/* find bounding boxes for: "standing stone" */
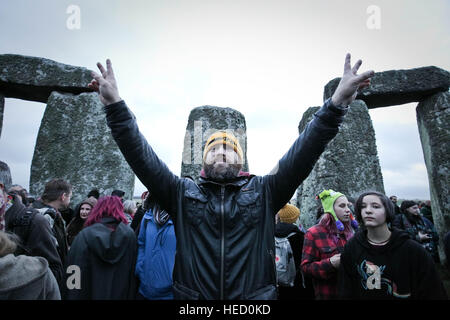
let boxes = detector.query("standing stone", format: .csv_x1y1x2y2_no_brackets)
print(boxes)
0,94,4,138
0,54,93,103
417,91,450,265
296,100,385,229
181,105,249,183
324,66,450,109
30,92,135,207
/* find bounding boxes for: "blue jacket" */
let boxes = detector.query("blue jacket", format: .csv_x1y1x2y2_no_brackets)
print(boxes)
135,209,176,300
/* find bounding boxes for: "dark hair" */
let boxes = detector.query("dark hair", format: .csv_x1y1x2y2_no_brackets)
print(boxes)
0,161,12,191
111,189,125,198
41,179,72,202
400,200,417,213
355,191,395,227
87,188,100,199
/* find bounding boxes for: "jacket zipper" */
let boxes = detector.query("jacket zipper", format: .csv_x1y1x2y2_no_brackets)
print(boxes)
220,185,225,300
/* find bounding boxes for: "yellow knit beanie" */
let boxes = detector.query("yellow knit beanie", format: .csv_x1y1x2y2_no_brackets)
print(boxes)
203,130,243,162
278,204,300,224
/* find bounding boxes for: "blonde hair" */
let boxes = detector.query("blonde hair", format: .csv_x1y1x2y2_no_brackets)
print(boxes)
123,200,137,214
0,231,18,257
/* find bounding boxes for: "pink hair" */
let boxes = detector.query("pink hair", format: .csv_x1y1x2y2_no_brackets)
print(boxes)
319,213,354,243
84,196,128,227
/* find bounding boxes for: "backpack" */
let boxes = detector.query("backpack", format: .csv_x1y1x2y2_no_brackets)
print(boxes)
8,208,38,255
275,232,297,287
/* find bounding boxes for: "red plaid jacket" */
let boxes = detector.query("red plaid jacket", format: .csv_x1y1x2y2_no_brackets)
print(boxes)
301,224,349,300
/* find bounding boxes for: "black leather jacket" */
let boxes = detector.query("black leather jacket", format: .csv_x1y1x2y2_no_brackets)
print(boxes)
105,98,347,299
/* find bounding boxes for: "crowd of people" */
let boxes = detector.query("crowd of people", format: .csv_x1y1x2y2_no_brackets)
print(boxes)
0,165,448,300
1,53,449,300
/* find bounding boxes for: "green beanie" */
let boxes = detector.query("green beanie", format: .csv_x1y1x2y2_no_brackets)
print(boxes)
319,189,345,227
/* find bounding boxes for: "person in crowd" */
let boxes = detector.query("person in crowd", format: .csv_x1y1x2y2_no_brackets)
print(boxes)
275,204,314,300
389,195,401,215
8,184,30,207
88,53,374,299
0,161,63,289
130,191,149,234
0,231,61,300
338,191,447,299
32,179,72,271
123,199,137,224
87,188,100,200
64,196,137,299
66,197,98,246
59,206,75,226
136,196,176,300
301,189,355,300
393,200,439,262
420,200,433,224
111,189,125,202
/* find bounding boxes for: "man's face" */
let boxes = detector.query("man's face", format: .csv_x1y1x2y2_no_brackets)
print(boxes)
390,196,397,203
203,144,242,181
406,205,420,216
60,191,72,210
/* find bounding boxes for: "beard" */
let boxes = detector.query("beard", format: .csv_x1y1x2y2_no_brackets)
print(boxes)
203,161,242,182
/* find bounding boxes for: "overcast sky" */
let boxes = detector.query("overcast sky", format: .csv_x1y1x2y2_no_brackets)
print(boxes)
0,0,449,200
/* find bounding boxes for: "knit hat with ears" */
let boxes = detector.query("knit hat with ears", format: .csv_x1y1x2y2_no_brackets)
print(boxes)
278,204,300,224
319,189,346,231
203,130,244,163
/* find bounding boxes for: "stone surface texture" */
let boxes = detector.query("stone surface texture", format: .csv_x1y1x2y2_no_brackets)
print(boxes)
30,92,135,207
0,54,93,103
296,100,385,229
324,66,450,108
416,91,450,264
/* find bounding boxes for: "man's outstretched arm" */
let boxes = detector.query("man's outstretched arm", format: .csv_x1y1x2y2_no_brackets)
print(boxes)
89,60,179,214
265,53,374,212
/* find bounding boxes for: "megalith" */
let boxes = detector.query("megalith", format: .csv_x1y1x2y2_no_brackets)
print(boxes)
0,54,93,103
417,91,450,264
181,105,249,183
30,92,135,207
0,54,135,207
324,66,450,108
0,94,4,138
296,100,385,229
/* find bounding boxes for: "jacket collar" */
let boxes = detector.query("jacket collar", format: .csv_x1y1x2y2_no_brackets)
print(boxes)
198,169,253,188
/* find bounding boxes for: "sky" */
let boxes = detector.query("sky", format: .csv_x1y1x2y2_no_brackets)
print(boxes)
0,0,449,200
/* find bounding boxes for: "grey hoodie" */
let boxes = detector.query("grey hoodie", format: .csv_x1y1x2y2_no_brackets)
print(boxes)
0,254,61,300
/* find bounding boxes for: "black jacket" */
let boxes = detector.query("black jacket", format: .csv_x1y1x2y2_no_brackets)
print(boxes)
338,228,447,299
105,98,346,300
4,196,64,289
32,200,69,268
275,222,315,300
64,217,138,300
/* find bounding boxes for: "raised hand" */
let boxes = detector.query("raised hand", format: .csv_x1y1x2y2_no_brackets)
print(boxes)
88,59,122,106
331,53,375,107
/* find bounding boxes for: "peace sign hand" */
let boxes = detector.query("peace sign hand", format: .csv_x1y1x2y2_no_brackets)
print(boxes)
331,53,375,107
88,59,122,106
